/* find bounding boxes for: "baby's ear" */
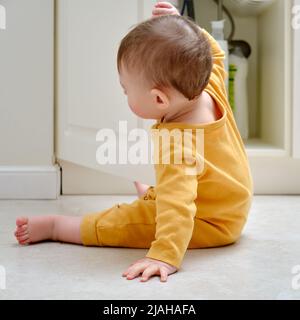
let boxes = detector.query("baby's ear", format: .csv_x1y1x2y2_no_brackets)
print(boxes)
150,88,170,110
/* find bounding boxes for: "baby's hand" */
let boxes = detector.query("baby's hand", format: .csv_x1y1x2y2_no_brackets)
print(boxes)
152,2,180,18
122,257,178,282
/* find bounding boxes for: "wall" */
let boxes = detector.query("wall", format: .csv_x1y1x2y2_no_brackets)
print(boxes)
293,0,300,158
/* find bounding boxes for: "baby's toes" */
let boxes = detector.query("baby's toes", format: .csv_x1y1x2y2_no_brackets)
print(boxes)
16,224,28,235
16,216,28,228
15,231,28,239
19,239,30,245
17,234,30,244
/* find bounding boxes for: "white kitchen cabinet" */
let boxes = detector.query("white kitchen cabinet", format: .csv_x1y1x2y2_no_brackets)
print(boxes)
56,0,300,194
56,0,157,194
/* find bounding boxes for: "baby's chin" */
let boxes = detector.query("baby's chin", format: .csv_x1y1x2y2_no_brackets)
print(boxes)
136,114,162,121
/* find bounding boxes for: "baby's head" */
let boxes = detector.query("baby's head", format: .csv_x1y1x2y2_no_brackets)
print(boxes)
117,15,212,120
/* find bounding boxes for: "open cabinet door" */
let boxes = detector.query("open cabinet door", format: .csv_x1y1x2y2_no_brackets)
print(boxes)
56,0,157,193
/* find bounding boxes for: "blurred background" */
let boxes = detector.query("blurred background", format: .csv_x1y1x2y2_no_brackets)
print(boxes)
0,0,299,198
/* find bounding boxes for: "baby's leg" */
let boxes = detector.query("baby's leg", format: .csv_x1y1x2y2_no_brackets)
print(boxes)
14,215,82,245
81,186,157,248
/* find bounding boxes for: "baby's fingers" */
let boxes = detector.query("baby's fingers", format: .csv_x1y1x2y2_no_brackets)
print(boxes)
152,8,178,16
140,264,160,282
124,263,147,280
155,2,175,9
159,267,169,282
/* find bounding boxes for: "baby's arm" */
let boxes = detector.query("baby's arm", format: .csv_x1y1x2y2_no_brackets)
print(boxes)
199,28,227,91
124,131,200,282
145,141,199,270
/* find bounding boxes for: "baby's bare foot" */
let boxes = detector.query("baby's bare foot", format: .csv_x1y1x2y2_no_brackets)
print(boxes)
14,215,57,245
134,181,150,198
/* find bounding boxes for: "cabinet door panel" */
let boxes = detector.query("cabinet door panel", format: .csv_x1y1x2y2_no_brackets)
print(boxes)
57,0,156,185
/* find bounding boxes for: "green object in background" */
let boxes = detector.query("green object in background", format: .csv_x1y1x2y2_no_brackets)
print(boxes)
229,64,237,113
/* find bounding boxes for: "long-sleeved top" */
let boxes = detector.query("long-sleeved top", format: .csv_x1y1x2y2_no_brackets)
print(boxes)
145,28,254,269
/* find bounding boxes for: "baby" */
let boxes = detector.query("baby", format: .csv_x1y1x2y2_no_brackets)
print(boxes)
14,2,253,282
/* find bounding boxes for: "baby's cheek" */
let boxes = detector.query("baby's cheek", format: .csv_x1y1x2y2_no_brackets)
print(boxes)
128,99,140,115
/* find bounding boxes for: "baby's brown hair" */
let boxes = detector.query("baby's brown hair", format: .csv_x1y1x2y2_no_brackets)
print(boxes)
117,15,212,101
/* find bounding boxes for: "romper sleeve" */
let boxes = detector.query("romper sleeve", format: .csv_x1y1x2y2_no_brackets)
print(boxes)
145,136,199,269
200,27,227,96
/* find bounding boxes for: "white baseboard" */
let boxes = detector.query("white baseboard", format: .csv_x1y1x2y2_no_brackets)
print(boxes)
0,165,61,199
249,157,300,194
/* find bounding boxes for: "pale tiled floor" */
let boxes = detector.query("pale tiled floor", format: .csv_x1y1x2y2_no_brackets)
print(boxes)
0,195,300,300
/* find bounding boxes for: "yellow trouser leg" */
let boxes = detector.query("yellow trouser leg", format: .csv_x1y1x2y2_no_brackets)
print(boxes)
80,187,157,248
80,186,238,249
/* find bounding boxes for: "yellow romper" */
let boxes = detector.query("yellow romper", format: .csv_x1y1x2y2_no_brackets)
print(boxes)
80,28,254,270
